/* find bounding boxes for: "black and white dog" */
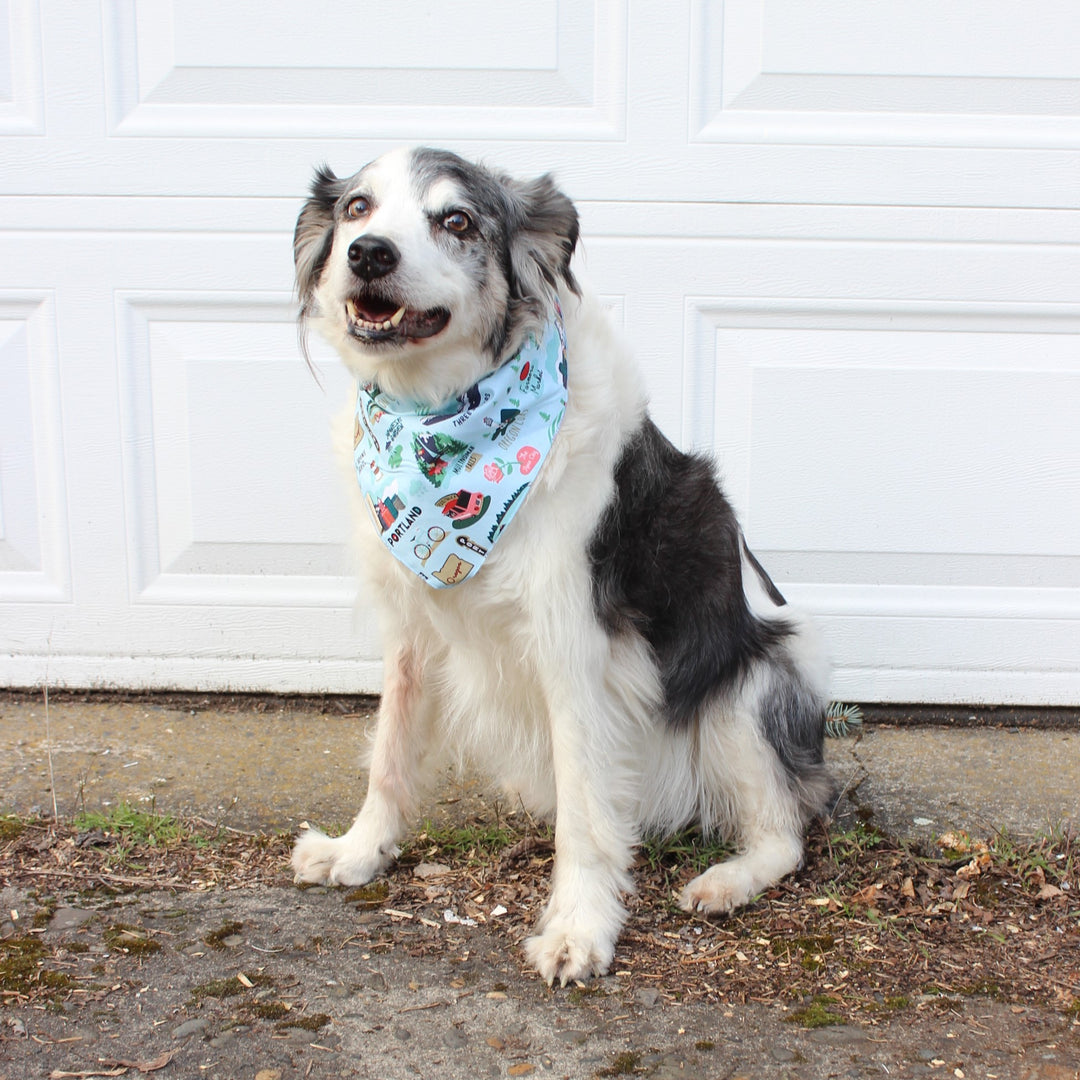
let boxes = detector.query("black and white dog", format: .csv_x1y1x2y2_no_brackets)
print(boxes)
291,147,832,985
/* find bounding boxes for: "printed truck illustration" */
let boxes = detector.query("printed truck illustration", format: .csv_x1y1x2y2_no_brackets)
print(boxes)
435,489,491,528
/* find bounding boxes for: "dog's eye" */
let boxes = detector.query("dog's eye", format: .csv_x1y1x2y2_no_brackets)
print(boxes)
443,211,472,235
346,196,371,219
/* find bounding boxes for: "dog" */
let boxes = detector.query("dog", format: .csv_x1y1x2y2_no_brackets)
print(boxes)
290,147,833,986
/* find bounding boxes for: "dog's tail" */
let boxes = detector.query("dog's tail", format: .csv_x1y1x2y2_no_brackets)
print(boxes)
754,621,835,826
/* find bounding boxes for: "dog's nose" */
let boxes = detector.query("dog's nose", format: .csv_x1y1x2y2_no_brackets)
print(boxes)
347,235,400,281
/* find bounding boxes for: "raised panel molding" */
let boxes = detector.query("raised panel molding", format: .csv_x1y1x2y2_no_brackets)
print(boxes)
0,291,69,602
115,292,355,608
103,0,627,139
0,0,44,134
685,296,1080,624
691,0,1080,148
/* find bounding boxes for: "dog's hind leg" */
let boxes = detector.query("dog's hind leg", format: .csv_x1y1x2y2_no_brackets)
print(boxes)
680,644,830,915
679,704,806,914
292,643,434,886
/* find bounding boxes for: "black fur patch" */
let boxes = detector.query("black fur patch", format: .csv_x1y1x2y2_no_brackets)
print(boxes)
759,655,833,816
409,147,579,358
589,418,791,728
293,164,348,310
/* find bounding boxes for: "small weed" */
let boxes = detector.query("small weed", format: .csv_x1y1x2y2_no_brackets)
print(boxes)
990,825,1076,887
827,821,886,864
638,828,734,879
786,995,845,1029
695,1039,715,1051
74,801,185,847
408,819,523,865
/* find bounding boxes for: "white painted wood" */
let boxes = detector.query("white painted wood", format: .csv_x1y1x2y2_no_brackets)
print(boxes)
0,1,1078,704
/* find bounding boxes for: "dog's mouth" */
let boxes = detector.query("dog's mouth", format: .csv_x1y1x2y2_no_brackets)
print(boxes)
345,296,451,345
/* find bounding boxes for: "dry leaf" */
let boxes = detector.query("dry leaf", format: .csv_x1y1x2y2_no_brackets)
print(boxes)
937,831,970,854
956,852,992,879
100,1052,178,1074
508,1066,536,1077
851,883,884,905
901,877,916,900
413,862,451,879
1036,883,1064,901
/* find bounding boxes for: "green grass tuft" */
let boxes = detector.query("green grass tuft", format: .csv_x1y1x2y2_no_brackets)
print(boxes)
786,995,845,1028
406,819,526,865
73,801,185,847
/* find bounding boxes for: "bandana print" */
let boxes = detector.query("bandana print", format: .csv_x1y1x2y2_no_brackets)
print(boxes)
353,312,568,588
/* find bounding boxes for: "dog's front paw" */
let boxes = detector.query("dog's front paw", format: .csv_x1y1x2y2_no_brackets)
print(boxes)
680,861,757,915
290,827,396,887
524,918,617,987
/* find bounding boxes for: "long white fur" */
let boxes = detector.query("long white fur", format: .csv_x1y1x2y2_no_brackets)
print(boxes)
291,149,829,985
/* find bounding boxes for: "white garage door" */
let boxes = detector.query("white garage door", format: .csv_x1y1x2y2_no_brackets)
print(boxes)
2,1,1078,704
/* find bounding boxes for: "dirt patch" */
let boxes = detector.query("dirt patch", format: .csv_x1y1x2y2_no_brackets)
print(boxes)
0,804,1077,1079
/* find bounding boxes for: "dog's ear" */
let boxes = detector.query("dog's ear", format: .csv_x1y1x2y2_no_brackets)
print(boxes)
294,165,347,310
504,174,580,303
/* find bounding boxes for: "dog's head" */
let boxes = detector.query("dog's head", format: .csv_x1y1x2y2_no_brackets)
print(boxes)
294,147,579,406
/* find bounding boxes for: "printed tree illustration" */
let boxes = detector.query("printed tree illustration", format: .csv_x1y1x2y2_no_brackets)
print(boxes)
412,431,470,487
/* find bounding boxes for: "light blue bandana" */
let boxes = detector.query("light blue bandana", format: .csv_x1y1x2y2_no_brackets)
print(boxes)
353,312,568,588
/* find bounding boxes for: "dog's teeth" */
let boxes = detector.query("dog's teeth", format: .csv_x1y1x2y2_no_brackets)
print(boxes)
347,301,405,332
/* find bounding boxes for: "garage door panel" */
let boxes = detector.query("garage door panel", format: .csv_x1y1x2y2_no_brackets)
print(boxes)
104,0,625,139
0,292,69,602
116,293,353,607
747,364,1080,557
694,0,1080,147
0,0,43,135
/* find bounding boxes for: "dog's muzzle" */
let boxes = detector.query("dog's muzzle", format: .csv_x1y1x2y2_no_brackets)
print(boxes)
342,234,450,345
345,295,450,344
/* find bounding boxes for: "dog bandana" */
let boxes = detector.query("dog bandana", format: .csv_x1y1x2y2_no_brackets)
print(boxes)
353,313,568,588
